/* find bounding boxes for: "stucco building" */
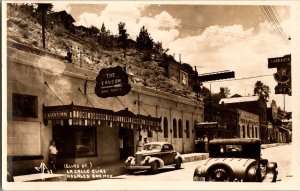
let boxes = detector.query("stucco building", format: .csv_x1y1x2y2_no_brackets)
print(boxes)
6,42,204,176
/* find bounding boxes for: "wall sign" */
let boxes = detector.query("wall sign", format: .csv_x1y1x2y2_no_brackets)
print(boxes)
95,66,131,98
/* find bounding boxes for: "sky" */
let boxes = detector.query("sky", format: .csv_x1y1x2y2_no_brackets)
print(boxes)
52,1,293,111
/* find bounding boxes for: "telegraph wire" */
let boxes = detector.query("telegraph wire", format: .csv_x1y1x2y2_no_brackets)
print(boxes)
270,6,289,41
265,6,288,43
260,6,283,43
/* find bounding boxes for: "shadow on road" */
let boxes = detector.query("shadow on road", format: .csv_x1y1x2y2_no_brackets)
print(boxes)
128,167,182,176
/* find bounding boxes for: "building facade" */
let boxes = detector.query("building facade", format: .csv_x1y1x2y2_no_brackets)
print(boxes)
219,96,268,143
236,109,260,139
6,43,204,176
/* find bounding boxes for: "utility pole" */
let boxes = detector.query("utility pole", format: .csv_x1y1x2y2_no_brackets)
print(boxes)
41,5,46,49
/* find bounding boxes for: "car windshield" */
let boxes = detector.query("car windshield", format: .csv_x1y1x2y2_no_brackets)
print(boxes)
143,144,162,151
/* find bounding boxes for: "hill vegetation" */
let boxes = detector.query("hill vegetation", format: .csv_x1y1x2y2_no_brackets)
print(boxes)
7,3,199,100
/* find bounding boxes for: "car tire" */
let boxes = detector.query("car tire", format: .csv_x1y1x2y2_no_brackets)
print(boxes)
150,161,159,174
175,159,181,169
206,166,234,182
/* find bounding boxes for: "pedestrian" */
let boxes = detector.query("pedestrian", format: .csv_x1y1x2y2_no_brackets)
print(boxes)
144,137,149,145
49,140,58,172
204,135,209,153
136,135,144,152
119,137,124,160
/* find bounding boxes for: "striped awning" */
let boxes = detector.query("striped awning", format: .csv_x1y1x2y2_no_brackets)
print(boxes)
43,103,162,132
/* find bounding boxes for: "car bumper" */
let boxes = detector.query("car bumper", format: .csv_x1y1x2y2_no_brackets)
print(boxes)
125,165,151,170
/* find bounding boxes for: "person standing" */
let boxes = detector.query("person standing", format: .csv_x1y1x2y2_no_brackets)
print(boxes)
119,137,124,160
136,135,144,152
49,140,58,171
144,137,149,145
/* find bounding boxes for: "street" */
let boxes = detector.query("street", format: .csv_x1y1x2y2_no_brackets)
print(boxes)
107,144,293,182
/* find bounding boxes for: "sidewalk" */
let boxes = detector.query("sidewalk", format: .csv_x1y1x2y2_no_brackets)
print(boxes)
261,142,290,149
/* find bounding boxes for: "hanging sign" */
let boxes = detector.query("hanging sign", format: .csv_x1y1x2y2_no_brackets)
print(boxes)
268,54,291,95
95,66,131,98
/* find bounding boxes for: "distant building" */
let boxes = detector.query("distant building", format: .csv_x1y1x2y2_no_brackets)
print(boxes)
48,10,75,32
195,103,239,141
219,95,268,143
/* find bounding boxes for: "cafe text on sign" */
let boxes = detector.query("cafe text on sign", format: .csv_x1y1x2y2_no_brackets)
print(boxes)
95,66,131,98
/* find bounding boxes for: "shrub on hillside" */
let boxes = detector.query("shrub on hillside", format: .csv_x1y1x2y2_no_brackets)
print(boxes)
53,27,65,37
19,28,30,39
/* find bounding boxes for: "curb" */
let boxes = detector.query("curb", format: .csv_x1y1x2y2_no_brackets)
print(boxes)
183,153,209,163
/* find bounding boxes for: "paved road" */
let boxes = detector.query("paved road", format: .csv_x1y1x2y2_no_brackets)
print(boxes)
99,144,293,182
261,143,293,181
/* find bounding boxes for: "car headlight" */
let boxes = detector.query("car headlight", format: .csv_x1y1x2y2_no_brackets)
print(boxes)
193,175,205,181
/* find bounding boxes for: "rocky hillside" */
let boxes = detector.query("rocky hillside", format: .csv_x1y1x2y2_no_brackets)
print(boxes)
6,4,198,100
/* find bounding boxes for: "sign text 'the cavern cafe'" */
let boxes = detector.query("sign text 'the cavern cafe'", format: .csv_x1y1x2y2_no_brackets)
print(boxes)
95,66,131,98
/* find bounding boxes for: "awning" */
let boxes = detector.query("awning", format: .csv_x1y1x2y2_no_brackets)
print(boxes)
43,103,162,132
195,122,218,129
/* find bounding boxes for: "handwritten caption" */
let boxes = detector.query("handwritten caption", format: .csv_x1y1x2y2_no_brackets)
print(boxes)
64,163,113,180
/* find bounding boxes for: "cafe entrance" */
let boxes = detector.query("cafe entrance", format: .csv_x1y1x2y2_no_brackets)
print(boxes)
119,127,134,160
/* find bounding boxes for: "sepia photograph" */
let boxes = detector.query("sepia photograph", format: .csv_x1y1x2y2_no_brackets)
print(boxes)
2,1,299,190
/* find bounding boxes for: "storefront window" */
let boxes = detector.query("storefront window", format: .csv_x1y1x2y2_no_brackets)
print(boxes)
53,125,96,158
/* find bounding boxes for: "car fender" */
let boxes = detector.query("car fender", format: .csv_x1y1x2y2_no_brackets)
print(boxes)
194,158,257,180
263,162,278,182
124,156,135,165
175,152,185,163
148,157,164,168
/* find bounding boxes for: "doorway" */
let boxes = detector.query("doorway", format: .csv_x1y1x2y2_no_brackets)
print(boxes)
119,127,134,160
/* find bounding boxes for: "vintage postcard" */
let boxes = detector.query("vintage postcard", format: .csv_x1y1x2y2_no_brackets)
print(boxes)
2,0,300,190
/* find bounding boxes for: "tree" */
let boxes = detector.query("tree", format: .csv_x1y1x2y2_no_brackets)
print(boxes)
253,81,270,102
118,22,129,58
136,26,154,51
98,23,110,48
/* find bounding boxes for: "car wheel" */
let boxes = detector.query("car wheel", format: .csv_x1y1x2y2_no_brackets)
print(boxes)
150,161,159,174
128,170,135,175
206,166,233,182
175,159,181,169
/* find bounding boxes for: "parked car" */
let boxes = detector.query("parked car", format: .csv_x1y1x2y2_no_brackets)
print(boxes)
193,138,278,182
124,142,184,174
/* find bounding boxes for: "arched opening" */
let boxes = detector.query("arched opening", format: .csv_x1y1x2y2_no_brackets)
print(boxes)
173,118,177,138
186,120,190,138
163,117,168,138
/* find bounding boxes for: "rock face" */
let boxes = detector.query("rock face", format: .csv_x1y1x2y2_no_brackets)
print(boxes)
6,4,198,100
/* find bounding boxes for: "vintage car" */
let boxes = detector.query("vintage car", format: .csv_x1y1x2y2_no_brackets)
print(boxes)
124,142,184,174
193,138,278,182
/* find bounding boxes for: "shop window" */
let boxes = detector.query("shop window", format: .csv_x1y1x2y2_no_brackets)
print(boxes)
53,126,96,158
163,117,168,138
173,119,177,138
178,119,183,138
12,93,38,118
186,120,190,138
